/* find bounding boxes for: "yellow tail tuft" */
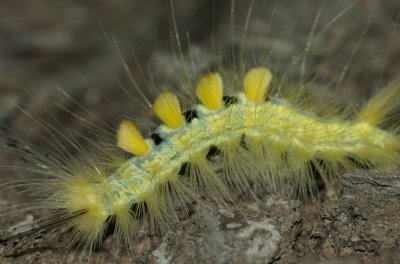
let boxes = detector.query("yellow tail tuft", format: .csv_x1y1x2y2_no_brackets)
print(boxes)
357,81,400,126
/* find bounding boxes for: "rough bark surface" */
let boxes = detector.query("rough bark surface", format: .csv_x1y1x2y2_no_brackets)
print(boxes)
311,172,400,263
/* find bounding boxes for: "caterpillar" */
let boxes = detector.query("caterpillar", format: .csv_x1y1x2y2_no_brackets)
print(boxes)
1,0,400,263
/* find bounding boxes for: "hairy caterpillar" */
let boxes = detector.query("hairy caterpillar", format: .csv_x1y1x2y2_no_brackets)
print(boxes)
1,0,400,263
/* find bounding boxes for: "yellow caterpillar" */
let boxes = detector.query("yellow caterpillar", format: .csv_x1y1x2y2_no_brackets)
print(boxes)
68,67,400,248
1,0,400,262
3,66,400,255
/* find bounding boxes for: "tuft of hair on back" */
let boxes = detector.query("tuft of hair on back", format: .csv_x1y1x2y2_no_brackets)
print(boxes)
357,80,400,127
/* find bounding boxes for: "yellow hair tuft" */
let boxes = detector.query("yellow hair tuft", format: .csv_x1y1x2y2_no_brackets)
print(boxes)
117,120,150,156
57,175,109,249
113,203,136,243
153,92,185,129
195,72,223,110
357,81,400,125
243,67,272,103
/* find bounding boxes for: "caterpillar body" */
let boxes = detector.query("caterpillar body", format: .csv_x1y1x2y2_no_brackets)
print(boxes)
3,66,400,257
1,0,400,263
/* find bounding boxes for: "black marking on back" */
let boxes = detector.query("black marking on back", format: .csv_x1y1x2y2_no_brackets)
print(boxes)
183,109,198,123
223,96,238,106
150,133,163,145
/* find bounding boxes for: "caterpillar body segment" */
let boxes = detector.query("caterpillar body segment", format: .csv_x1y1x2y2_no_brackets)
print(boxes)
44,67,400,251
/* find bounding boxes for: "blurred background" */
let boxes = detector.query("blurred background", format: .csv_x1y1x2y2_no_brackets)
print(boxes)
0,0,399,143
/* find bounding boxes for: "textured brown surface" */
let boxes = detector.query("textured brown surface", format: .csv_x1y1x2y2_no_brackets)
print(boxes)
295,172,400,264
1,0,400,263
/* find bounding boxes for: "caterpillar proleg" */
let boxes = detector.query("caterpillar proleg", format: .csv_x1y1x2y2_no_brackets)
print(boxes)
1,0,400,263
